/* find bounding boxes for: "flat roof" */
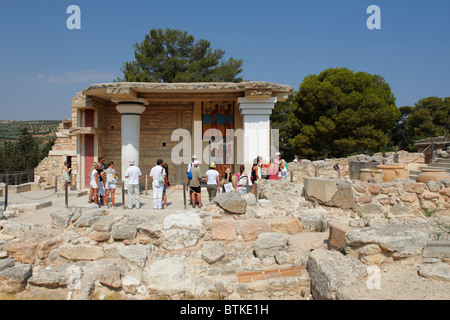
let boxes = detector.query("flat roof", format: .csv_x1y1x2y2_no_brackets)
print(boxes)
80,81,294,103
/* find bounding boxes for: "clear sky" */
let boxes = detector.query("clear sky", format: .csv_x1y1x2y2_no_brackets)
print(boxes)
0,0,449,120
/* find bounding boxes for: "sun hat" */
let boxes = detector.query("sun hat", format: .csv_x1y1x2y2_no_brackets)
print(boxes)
210,162,216,168
129,160,135,165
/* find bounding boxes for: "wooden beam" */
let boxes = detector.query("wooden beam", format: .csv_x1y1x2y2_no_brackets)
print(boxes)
139,92,243,101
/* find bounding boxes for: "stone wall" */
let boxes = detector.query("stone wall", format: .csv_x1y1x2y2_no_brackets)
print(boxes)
34,156,64,186
97,103,193,185
1,179,449,300
302,176,450,218
289,151,427,184
353,179,450,217
0,196,312,300
34,120,76,187
288,158,350,183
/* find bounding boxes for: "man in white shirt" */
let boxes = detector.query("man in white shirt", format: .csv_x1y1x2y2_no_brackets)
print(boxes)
186,155,198,177
187,155,198,205
150,159,166,210
125,160,142,209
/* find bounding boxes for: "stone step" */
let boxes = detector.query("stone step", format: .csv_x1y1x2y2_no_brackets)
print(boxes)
57,190,88,198
419,166,450,173
435,159,450,164
7,201,52,212
409,170,422,175
428,162,450,169
40,186,55,191
409,175,418,181
423,241,450,260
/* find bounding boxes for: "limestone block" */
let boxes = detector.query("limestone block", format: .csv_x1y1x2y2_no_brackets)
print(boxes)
146,256,191,295
161,211,206,250
112,225,137,241
212,192,247,214
5,237,43,264
50,209,74,228
28,269,67,289
345,223,429,264
328,221,352,252
269,216,303,235
210,219,236,241
403,182,426,194
253,232,289,260
306,250,367,300
58,244,104,261
201,242,225,264
367,183,382,195
0,264,33,294
400,192,418,203
304,178,356,210
239,219,270,241
418,263,450,282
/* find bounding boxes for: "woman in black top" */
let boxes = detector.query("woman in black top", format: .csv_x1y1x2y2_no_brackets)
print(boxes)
222,165,232,193
251,156,262,194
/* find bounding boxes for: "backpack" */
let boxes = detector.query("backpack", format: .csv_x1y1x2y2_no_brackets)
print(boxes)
159,168,165,184
281,160,288,173
187,163,193,180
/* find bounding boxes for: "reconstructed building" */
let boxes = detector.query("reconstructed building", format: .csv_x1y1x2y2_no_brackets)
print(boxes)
35,81,293,189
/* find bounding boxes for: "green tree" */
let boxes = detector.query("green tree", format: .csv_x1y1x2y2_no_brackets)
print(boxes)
0,141,19,173
118,28,244,83
39,137,56,162
290,68,400,159
270,95,300,161
390,97,450,152
403,97,449,140
14,128,40,172
389,106,416,151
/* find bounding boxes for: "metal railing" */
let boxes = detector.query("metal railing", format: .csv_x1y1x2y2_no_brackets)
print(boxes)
0,171,34,186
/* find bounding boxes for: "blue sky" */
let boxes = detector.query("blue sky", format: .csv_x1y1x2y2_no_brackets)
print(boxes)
0,0,449,120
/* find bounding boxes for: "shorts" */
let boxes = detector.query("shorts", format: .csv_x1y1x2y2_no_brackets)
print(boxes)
105,182,116,190
163,185,168,194
190,186,201,194
90,182,98,189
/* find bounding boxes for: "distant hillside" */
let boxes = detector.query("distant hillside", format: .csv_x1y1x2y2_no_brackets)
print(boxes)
0,120,61,146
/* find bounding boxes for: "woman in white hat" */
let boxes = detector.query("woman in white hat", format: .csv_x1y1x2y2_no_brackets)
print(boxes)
205,162,220,202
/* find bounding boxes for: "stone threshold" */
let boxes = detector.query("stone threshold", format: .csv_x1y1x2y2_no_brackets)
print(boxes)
7,201,52,212
237,266,306,283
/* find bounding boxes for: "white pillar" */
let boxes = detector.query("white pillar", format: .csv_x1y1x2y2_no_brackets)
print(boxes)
116,102,146,186
237,97,277,173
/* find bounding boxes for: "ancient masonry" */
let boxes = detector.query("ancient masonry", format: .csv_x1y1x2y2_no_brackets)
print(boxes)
34,82,294,190
1,164,449,299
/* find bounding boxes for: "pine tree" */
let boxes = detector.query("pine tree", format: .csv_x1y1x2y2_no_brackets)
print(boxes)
117,28,244,83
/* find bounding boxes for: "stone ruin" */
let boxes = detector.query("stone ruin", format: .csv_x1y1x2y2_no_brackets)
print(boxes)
0,150,449,300
0,178,449,300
